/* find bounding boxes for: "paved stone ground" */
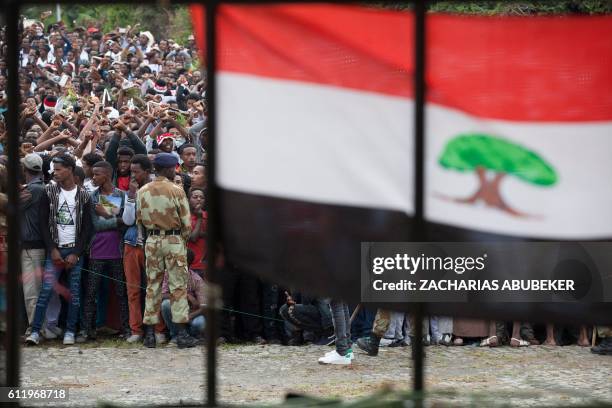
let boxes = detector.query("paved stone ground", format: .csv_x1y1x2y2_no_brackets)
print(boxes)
20,342,612,407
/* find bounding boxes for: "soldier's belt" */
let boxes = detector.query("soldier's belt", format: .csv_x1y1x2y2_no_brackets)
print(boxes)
148,229,182,236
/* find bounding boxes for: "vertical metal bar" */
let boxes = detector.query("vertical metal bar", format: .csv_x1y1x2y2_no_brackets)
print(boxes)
5,0,22,390
413,0,427,402
205,0,219,406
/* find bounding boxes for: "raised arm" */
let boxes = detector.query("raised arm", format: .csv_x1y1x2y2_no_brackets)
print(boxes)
34,130,71,152
60,115,79,138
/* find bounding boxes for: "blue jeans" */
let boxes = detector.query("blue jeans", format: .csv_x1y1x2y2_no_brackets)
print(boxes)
161,299,205,338
32,248,83,334
350,305,376,342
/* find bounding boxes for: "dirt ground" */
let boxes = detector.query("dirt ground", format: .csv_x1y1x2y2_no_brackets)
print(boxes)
20,341,612,407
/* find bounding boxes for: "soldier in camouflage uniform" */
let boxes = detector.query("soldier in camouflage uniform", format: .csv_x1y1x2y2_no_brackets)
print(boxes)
592,326,612,355
136,153,199,349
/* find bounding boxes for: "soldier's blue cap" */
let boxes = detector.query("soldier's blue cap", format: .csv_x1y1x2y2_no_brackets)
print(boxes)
153,152,178,168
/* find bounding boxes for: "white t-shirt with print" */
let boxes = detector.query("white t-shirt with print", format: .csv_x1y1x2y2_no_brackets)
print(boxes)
56,187,78,246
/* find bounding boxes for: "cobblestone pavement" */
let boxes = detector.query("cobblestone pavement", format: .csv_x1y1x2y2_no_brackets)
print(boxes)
20,342,612,407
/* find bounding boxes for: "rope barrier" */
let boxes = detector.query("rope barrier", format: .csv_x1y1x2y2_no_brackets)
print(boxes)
78,265,286,323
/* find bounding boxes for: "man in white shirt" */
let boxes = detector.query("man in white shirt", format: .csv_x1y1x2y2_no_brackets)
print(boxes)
26,154,94,346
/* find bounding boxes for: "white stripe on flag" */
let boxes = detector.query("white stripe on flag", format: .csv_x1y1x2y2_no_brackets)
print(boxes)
426,103,612,239
218,72,415,214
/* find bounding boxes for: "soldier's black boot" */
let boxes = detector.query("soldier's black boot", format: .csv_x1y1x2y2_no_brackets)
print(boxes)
143,325,156,348
176,324,199,349
357,333,381,356
591,337,612,355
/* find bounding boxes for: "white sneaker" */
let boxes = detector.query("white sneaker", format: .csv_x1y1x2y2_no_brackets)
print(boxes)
126,334,143,343
318,350,351,365
325,349,354,360
379,338,393,347
63,332,76,345
26,331,41,345
155,333,168,344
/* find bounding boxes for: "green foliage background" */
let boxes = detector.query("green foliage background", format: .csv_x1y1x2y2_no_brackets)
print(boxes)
373,1,612,13
21,1,611,46
22,5,193,45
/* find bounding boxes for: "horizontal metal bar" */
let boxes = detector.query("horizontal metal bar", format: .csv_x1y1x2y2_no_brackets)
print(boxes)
9,0,481,6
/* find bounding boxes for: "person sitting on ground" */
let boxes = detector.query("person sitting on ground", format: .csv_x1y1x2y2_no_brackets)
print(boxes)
161,248,206,343
279,292,333,346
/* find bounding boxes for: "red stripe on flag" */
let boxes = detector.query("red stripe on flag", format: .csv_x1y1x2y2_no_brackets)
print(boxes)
208,4,612,122
218,4,414,98
428,14,612,122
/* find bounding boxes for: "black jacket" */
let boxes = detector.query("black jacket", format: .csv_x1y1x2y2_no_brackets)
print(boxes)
39,184,94,257
106,131,148,188
20,176,46,249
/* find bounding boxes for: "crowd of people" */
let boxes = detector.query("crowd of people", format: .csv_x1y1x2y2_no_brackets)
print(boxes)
2,14,211,348
0,13,610,359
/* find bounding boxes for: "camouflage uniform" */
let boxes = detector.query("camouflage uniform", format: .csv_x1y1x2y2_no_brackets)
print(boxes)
136,176,191,325
597,326,612,338
372,309,391,337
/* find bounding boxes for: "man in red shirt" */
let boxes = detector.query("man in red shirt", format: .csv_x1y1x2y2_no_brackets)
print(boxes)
115,146,134,191
106,120,147,191
187,187,207,277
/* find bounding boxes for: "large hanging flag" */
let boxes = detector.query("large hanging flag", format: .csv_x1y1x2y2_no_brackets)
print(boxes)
425,14,612,240
192,4,612,322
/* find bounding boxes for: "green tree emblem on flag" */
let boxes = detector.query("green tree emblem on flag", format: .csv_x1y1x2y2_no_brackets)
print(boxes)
437,133,558,216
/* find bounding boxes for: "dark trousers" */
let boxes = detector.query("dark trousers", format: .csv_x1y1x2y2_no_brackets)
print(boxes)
219,265,262,340
261,282,283,340
350,305,376,341
83,258,129,336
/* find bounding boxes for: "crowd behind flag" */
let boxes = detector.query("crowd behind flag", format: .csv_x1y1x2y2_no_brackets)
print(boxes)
0,4,607,361
201,4,612,323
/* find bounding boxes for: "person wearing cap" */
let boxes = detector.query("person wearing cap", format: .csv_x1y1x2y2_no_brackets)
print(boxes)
136,152,199,349
20,153,62,340
137,31,154,54
156,132,176,154
26,154,94,346
41,95,57,112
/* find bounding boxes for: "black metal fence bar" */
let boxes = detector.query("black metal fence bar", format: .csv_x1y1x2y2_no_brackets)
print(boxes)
205,0,220,406
5,0,23,395
413,0,427,399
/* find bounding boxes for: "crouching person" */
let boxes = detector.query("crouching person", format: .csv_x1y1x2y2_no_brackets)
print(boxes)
161,248,206,343
279,293,333,346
